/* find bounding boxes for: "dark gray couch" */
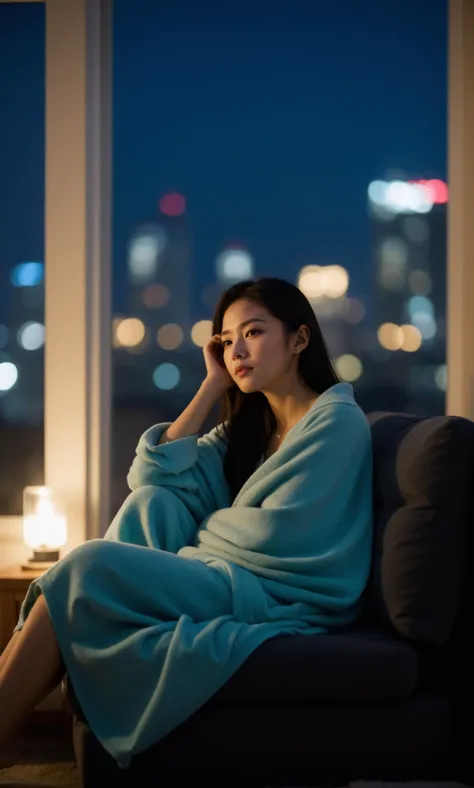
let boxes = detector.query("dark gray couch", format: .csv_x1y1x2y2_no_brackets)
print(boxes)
63,411,474,787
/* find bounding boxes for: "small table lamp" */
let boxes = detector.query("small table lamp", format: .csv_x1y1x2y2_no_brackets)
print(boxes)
22,486,67,570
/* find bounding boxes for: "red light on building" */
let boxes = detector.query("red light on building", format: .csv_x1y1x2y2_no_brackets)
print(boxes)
159,193,186,216
409,179,449,204
427,179,449,204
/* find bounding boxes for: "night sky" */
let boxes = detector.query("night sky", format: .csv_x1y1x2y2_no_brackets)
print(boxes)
1,0,447,320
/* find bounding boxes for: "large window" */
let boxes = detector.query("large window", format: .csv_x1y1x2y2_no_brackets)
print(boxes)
110,0,447,515
0,2,45,515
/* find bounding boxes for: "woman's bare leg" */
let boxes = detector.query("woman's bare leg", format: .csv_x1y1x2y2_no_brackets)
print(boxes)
0,631,21,674
0,594,65,746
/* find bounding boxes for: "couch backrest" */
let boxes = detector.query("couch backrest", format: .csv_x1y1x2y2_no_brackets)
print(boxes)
363,411,474,645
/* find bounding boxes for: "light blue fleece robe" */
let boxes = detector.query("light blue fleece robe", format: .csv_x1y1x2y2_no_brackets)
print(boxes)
13,382,373,769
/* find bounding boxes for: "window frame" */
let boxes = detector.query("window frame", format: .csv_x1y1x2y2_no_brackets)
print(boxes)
0,0,112,550
0,0,472,548
446,0,474,418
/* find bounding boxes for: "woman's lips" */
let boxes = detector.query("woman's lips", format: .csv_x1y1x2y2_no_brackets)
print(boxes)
236,367,253,377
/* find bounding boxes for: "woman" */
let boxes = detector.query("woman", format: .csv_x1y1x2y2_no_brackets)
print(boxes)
0,277,373,770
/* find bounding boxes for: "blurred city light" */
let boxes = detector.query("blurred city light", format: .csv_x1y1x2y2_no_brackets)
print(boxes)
335,354,363,382
379,237,408,290
377,322,404,350
142,282,170,309
159,193,186,216
18,322,45,351
128,226,167,283
380,237,408,266
407,295,437,339
377,321,423,352
115,317,146,348
216,246,254,281
298,266,325,298
324,265,350,297
368,179,448,215
152,363,181,390
408,270,432,295
191,320,213,347
0,361,18,391
10,262,44,287
157,323,184,350
399,324,422,352
408,295,434,316
409,178,449,204
434,364,447,391
412,313,437,340
298,265,349,299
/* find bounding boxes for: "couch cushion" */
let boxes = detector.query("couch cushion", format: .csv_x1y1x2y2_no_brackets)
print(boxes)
64,627,446,712
365,412,474,645
63,630,417,712
210,629,418,703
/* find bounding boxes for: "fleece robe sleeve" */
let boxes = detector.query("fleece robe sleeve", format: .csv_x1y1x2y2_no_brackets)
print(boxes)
126,422,231,521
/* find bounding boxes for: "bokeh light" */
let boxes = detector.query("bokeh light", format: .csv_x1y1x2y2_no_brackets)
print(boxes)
434,364,447,391
128,226,167,283
159,193,186,216
377,322,423,352
377,322,404,351
368,179,448,215
18,322,45,351
0,361,18,391
298,266,325,298
298,265,349,299
142,283,170,309
408,270,432,295
335,354,363,382
408,295,434,317
114,318,146,348
408,295,437,339
216,247,254,281
10,262,44,287
152,363,181,390
400,324,422,352
157,323,184,350
323,265,350,297
412,313,437,340
379,237,408,290
410,178,449,204
191,320,213,347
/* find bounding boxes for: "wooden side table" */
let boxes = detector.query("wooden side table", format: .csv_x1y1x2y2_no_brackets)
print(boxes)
0,564,46,654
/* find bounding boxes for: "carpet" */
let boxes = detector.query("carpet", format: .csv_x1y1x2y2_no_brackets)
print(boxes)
0,762,80,786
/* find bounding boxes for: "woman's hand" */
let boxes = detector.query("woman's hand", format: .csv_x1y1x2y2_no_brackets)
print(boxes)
203,335,234,393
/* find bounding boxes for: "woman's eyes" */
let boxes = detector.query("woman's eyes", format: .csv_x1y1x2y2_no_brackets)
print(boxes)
222,329,261,348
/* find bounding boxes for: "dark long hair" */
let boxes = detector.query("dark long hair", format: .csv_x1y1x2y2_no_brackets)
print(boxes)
211,277,339,502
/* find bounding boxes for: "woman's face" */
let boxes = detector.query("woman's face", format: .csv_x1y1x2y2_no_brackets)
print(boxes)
220,299,297,393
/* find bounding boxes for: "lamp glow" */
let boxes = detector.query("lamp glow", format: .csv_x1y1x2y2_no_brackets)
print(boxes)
22,486,67,570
